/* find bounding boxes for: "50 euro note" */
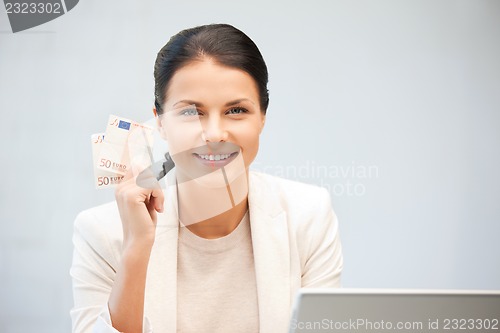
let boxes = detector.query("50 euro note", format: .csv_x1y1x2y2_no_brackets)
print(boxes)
91,115,155,189
97,115,154,175
91,133,126,188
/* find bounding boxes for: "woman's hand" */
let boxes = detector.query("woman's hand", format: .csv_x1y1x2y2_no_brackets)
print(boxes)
115,169,164,249
109,168,164,333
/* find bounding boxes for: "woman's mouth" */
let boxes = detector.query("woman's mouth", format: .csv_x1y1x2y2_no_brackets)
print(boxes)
193,151,239,168
196,153,233,161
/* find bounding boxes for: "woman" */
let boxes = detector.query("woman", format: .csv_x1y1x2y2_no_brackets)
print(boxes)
71,23,343,333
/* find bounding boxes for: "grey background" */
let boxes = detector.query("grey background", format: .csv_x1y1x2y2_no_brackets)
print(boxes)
1,0,499,331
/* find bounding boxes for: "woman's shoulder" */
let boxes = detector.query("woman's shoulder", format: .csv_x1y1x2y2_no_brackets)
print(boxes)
75,201,121,229
73,201,123,259
248,171,339,249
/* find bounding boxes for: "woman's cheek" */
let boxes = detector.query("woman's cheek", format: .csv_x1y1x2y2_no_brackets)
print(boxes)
239,123,261,148
240,138,261,167
166,126,202,155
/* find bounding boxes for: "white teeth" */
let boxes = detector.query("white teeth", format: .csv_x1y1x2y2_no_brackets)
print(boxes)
197,153,232,161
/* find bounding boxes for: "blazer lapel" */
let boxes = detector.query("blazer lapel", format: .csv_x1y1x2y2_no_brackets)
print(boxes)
144,183,179,333
249,172,292,333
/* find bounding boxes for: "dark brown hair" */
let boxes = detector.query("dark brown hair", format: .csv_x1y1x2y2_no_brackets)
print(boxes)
154,24,269,114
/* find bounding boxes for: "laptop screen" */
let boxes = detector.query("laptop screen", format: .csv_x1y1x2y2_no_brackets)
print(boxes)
289,288,500,333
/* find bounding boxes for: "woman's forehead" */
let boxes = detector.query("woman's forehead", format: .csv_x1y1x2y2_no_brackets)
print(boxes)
165,60,260,106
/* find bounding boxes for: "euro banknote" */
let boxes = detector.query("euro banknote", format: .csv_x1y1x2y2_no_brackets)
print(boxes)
91,133,125,189
96,115,154,175
91,115,154,189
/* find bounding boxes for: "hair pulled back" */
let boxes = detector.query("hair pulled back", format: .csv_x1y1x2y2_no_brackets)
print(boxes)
154,24,269,115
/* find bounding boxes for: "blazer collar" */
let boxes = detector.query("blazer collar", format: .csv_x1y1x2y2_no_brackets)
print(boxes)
248,172,292,332
144,182,179,333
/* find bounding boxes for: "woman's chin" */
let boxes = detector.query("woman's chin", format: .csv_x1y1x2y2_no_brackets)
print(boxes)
170,143,246,183
190,155,248,189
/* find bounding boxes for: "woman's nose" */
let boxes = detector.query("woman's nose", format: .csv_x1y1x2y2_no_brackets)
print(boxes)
202,118,228,142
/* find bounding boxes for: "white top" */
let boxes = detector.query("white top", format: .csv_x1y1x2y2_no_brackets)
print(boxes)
70,171,343,333
177,210,259,333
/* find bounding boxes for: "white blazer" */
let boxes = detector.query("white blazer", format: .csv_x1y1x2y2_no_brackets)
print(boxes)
70,171,343,333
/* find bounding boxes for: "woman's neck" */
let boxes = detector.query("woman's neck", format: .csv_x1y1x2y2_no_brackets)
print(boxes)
176,169,249,239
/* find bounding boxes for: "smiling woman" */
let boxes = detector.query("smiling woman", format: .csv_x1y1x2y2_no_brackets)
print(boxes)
70,24,343,333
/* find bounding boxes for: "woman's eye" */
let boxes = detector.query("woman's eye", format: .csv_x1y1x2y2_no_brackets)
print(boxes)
226,107,248,115
180,108,199,116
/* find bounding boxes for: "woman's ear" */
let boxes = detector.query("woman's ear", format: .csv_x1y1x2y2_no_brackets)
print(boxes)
153,107,160,125
259,115,266,134
153,107,168,141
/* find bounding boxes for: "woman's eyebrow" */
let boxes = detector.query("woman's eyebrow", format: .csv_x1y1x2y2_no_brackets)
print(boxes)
173,100,202,107
173,99,256,108
225,98,255,106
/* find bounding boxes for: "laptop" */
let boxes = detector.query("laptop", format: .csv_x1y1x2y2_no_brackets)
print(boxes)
289,288,500,333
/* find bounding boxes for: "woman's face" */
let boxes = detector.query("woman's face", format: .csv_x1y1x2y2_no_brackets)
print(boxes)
158,58,265,185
